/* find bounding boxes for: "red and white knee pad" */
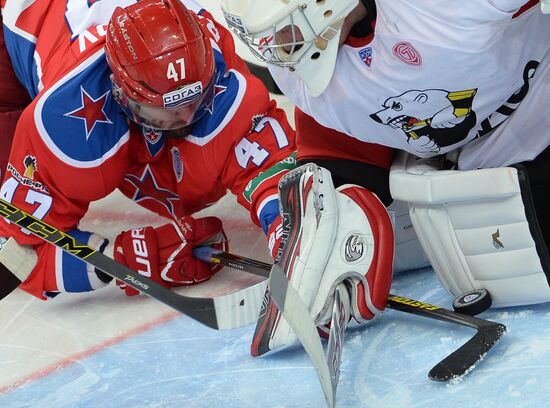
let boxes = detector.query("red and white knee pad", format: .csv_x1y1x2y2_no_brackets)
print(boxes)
319,185,394,324
317,186,394,340
273,173,395,327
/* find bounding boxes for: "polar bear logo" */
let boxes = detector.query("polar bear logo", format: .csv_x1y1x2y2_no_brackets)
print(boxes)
370,88,477,154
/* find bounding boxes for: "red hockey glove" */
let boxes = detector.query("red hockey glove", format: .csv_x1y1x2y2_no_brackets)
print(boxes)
267,215,283,261
114,216,228,296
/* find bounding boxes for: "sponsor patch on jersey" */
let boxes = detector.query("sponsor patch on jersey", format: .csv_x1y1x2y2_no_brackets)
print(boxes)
7,163,49,193
171,147,184,182
222,10,247,34
243,153,296,203
142,126,165,157
23,155,38,179
392,41,422,67
359,47,373,67
143,127,162,144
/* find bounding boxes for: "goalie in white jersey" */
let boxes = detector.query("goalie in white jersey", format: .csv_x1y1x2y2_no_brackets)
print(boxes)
222,0,550,356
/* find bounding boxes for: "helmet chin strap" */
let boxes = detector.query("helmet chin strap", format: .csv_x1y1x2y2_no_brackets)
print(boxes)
315,18,345,50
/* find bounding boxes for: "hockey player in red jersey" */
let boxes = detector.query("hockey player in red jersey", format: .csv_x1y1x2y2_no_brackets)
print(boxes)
222,0,550,356
0,0,295,299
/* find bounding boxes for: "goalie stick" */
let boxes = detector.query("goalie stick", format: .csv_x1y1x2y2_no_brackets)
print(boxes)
269,264,350,408
193,246,507,381
0,197,267,330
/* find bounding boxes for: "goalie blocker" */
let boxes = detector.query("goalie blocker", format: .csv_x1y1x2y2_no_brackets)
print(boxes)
252,164,394,357
390,152,550,308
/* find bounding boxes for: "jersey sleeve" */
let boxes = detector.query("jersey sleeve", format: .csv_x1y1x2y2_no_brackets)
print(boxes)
201,77,296,233
189,12,297,233
225,97,296,233
0,53,131,300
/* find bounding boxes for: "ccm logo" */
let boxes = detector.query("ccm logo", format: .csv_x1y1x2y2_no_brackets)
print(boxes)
131,228,152,277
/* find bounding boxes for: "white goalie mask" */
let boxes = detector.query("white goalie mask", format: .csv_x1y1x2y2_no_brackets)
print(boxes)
222,0,359,97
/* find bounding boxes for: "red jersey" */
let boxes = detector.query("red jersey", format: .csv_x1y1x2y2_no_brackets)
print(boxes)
0,0,295,299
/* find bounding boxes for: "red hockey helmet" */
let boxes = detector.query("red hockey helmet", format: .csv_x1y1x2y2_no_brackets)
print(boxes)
105,0,216,130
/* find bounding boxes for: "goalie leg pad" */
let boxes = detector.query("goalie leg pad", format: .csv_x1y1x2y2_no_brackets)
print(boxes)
0,237,37,282
331,186,394,323
251,164,394,357
252,164,339,357
390,152,550,307
387,199,430,273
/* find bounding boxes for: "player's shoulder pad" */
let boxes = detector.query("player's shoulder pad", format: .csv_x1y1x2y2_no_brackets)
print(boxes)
186,46,248,145
34,50,130,168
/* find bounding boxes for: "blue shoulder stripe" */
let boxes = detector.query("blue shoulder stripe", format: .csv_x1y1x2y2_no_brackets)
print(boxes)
2,25,40,98
35,49,130,167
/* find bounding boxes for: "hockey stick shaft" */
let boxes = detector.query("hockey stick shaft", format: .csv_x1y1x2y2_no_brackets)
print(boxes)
194,246,507,380
194,247,502,328
0,198,266,330
386,295,498,330
326,283,350,401
269,264,336,407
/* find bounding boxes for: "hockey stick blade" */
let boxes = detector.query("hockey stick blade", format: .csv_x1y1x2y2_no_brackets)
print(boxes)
269,264,336,408
195,247,507,381
326,283,350,398
0,261,22,300
429,324,505,381
387,295,506,381
0,198,266,330
0,237,34,300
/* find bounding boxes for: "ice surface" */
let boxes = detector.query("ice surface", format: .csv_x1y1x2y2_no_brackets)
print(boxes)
1,189,550,408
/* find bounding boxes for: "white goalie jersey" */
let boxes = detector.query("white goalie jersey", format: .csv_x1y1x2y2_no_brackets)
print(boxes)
269,0,550,170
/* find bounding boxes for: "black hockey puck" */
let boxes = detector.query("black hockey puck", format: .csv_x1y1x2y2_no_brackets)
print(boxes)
452,289,492,316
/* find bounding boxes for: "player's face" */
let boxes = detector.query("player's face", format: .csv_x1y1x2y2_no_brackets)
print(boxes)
128,100,199,130
111,74,215,130
274,25,305,54
228,8,315,70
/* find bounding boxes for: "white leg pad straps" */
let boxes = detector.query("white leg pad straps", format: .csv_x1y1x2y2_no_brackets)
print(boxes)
387,199,430,273
390,152,550,308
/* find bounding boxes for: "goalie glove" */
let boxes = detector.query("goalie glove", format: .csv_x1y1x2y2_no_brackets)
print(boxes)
112,216,228,296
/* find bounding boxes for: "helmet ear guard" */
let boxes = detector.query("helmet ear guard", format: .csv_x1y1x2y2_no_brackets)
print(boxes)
105,0,216,130
109,74,127,107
